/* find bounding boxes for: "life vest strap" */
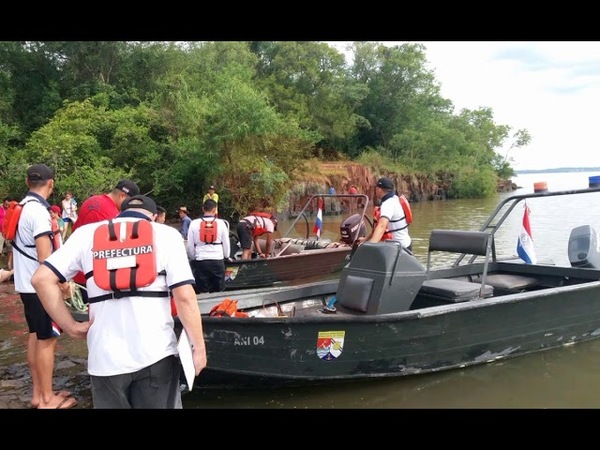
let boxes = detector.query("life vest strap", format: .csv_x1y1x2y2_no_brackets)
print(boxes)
85,269,167,280
87,290,170,304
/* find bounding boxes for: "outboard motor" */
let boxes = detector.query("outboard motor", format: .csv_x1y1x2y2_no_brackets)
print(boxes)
340,214,366,244
229,233,241,259
568,225,600,268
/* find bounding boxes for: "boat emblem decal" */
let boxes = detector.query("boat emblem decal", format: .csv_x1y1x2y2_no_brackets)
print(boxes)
225,266,238,282
316,331,345,361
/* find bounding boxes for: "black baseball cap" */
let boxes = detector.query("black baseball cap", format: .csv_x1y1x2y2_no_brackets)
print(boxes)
115,179,139,197
203,199,217,211
27,164,54,182
121,195,157,215
376,177,394,190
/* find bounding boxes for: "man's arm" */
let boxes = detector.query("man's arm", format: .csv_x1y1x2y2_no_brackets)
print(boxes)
31,264,90,339
172,284,207,376
185,222,195,258
369,217,389,243
220,221,230,259
264,233,273,257
253,235,262,255
35,233,53,263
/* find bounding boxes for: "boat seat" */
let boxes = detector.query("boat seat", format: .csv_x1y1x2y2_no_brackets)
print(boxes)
422,229,494,301
420,278,493,302
471,273,540,293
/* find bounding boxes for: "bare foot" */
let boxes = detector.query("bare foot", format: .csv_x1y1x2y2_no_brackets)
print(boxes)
31,390,72,409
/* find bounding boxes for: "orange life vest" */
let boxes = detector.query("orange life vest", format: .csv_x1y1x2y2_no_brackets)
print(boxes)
2,199,38,241
399,194,413,225
209,298,249,318
373,195,412,241
3,198,44,262
199,217,219,244
92,219,157,292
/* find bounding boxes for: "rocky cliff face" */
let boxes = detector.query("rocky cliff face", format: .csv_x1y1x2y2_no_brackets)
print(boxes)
288,162,516,214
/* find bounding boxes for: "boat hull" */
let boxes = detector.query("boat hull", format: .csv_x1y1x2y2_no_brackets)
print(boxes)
223,247,351,290
196,281,600,387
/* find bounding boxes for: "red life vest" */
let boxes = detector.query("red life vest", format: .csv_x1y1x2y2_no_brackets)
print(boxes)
199,218,218,243
92,219,157,292
373,195,412,241
51,217,61,251
248,212,277,237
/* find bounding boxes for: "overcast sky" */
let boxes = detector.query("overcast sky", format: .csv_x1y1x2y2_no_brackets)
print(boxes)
332,41,600,171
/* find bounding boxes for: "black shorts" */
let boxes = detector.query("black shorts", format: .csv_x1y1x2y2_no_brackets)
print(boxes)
236,222,253,250
20,292,56,340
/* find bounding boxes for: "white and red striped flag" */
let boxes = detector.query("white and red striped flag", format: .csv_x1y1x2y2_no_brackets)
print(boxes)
516,203,537,264
313,197,323,239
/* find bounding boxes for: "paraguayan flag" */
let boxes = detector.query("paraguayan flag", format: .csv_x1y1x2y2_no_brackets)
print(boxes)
516,204,537,264
313,197,323,239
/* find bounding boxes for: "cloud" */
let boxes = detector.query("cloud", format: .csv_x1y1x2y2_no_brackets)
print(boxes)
412,41,600,170
328,41,600,170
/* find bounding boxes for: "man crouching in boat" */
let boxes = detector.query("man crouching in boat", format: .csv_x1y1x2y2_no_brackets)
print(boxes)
236,211,278,260
31,194,207,409
362,177,413,252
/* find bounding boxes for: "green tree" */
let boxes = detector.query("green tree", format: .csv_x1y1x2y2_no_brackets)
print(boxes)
252,41,358,155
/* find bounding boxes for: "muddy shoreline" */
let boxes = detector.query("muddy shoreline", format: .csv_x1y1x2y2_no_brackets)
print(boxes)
0,355,93,409
0,281,93,409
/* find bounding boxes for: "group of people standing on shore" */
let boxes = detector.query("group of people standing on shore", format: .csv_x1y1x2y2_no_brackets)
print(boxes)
9,164,207,409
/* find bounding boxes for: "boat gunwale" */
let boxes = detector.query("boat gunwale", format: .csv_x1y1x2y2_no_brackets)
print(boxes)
200,277,600,325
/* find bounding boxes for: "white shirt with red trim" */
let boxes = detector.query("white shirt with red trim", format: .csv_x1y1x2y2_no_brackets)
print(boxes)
14,195,52,293
44,217,195,377
379,195,411,248
186,216,231,261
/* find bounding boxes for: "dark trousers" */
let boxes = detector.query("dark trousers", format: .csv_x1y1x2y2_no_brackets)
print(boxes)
190,259,226,293
90,355,182,409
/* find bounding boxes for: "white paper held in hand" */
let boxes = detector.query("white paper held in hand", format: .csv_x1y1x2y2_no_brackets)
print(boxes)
178,328,195,391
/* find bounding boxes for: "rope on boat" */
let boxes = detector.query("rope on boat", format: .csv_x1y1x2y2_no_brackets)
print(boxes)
64,281,88,313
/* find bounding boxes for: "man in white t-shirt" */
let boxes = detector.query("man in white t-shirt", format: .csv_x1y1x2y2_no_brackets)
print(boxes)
14,164,77,409
367,177,412,251
186,199,231,293
32,194,207,409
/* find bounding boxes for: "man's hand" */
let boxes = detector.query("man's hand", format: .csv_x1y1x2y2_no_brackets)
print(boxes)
66,320,91,340
59,281,72,300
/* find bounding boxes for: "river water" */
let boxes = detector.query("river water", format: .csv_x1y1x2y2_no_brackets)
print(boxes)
2,171,600,408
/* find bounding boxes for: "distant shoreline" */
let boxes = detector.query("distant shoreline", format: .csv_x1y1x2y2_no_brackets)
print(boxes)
516,167,600,174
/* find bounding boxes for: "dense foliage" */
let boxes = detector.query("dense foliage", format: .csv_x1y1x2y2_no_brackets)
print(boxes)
0,41,530,219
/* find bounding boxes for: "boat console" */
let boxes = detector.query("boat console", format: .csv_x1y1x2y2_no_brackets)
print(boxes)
336,241,427,314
